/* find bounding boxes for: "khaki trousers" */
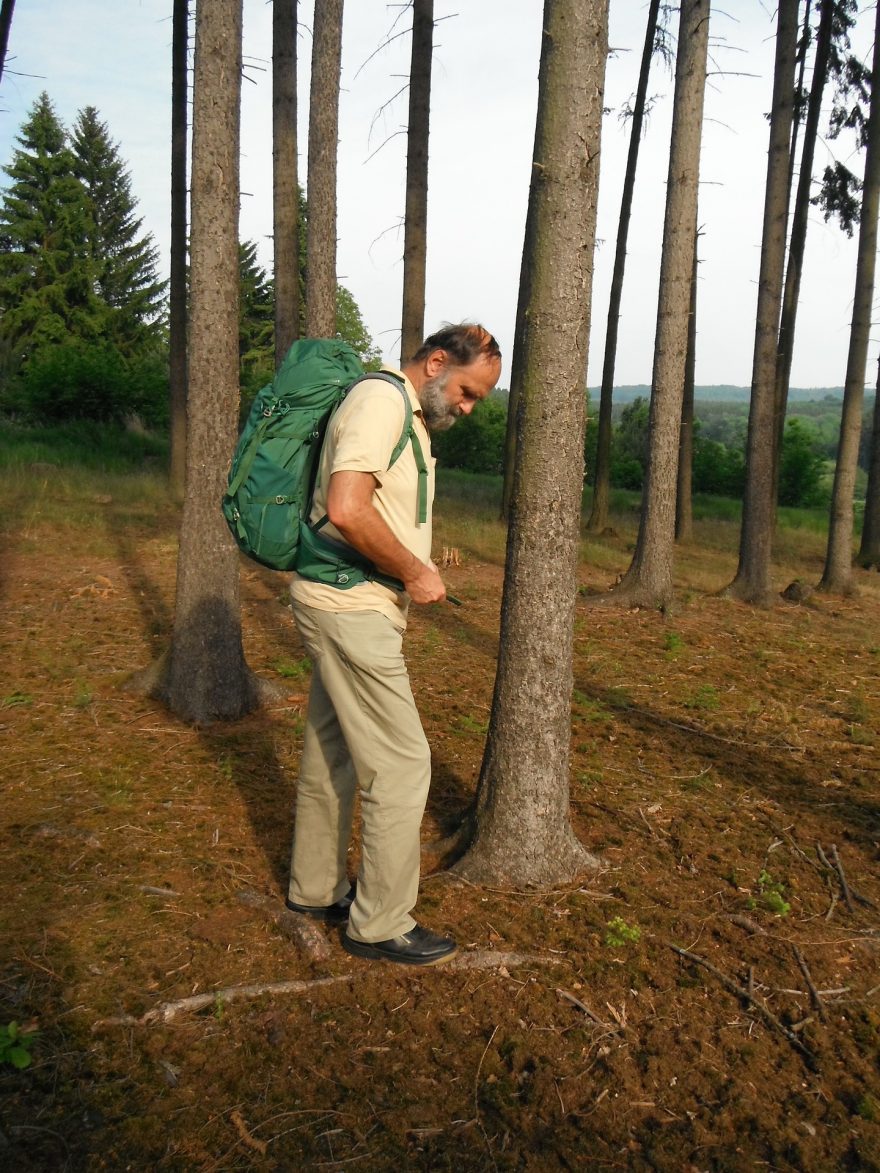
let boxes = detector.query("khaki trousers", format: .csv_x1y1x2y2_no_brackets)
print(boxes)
287,603,432,942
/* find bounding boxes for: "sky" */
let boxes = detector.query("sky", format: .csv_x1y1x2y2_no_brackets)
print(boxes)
0,1,875,390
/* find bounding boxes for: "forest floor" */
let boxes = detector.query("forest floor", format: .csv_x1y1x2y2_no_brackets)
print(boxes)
1,467,879,1171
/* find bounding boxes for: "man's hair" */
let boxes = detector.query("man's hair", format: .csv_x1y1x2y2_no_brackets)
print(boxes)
409,322,501,367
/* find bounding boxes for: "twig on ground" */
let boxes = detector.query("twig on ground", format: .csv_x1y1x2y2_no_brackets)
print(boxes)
139,885,180,898
726,914,767,936
556,988,618,1030
829,845,856,913
474,1025,500,1173
825,892,839,922
793,946,828,1023
666,942,816,1066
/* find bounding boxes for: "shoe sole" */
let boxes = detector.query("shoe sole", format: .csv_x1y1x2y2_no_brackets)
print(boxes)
341,936,458,966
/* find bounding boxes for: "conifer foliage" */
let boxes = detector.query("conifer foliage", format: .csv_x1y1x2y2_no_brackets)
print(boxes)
0,92,165,417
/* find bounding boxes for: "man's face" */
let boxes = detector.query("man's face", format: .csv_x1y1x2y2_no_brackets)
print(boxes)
418,353,502,432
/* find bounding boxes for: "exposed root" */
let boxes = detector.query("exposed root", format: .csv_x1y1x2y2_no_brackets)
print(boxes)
237,890,332,962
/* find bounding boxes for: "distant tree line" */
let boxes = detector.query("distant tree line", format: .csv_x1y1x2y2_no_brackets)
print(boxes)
433,389,853,511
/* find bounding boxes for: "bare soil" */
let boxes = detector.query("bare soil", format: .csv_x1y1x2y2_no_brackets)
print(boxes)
1,488,879,1171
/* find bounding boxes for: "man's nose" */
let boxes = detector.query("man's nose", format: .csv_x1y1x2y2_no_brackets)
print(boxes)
460,399,476,416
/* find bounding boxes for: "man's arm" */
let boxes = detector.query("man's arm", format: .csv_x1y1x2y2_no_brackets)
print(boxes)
326,470,445,605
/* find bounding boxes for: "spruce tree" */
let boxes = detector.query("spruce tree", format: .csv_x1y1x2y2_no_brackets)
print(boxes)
0,92,101,365
70,106,165,353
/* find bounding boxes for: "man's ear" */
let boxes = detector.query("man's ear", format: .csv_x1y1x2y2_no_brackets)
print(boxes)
424,348,448,378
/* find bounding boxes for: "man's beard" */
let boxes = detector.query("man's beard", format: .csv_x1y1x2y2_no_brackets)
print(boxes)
418,372,461,432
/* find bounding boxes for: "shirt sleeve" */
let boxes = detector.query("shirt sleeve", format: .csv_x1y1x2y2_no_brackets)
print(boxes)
328,379,407,480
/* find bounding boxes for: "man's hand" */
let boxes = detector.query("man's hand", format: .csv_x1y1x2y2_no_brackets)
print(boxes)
404,558,446,605
327,471,445,603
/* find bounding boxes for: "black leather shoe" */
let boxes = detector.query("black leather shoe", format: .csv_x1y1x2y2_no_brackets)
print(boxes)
341,924,458,966
285,883,355,924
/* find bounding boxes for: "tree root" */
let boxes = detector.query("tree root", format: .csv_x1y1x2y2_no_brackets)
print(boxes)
237,891,332,962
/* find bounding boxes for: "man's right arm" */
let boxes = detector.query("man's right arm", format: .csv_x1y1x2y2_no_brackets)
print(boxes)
326,470,446,605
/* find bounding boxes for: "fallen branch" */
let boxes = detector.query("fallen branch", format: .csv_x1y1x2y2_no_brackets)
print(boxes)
817,844,876,912
666,942,816,1066
93,951,563,1029
94,975,355,1028
792,946,827,1023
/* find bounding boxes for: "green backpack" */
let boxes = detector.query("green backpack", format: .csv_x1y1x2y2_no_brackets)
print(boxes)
221,338,428,590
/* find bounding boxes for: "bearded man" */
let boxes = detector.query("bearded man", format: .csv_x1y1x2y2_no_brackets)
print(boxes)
285,323,502,966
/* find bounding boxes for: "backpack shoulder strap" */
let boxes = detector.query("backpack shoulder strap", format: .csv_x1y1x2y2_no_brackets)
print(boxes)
342,370,429,525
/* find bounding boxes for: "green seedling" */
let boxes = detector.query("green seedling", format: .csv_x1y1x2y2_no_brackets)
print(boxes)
0,1022,37,1070
685,684,720,712
273,657,311,680
2,691,33,708
663,631,684,655
750,869,791,917
605,917,641,947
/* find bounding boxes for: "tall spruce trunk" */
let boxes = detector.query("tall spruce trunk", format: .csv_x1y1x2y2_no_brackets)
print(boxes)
726,0,799,606
273,0,300,363
858,359,880,569
169,0,189,498
605,0,709,610
819,3,880,595
455,0,608,887
587,0,662,534
675,235,699,543
400,0,433,365
161,0,259,724
305,0,343,338
773,0,833,486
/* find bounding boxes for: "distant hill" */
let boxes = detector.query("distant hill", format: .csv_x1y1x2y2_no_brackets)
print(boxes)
603,385,846,404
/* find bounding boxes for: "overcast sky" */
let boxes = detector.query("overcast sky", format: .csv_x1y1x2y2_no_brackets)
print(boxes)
0,1,875,389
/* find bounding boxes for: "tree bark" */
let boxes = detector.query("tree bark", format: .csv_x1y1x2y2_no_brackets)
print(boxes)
587,0,662,534
161,0,259,724
305,0,343,338
400,0,433,365
273,0,300,364
725,0,799,606
818,3,880,595
455,0,608,887
169,0,189,498
773,0,833,488
858,358,880,569
0,0,16,85
602,0,709,610
675,232,699,543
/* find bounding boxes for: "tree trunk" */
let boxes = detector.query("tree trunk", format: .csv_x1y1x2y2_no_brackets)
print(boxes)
273,0,299,365
818,3,880,595
305,0,343,338
0,0,16,85
160,0,259,724
400,0,433,366
603,0,709,611
169,0,189,498
455,0,608,887
773,0,833,488
858,358,880,569
675,232,699,543
725,0,799,606
587,0,662,534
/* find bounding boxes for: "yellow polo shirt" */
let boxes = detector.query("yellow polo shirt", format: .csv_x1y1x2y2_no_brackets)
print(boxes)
289,368,435,630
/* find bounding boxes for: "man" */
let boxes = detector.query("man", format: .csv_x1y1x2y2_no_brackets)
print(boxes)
286,323,502,966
